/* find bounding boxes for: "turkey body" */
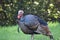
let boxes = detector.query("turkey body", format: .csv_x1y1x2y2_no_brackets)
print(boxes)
18,14,48,35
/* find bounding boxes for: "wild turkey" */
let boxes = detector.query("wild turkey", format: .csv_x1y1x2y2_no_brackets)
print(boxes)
17,10,54,40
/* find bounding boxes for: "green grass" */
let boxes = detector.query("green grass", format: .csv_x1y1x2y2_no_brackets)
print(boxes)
0,22,60,40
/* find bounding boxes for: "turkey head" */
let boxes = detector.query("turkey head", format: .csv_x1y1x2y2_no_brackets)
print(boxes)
17,10,24,19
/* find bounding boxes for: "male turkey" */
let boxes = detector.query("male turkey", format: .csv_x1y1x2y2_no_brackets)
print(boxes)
17,10,54,40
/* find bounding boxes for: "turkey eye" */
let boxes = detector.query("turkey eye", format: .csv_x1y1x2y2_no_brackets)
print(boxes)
20,12,22,13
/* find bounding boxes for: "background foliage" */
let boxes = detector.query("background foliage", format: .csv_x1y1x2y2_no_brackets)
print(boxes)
0,0,60,26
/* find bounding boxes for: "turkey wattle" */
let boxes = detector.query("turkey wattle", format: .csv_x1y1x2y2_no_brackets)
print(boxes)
17,10,54,40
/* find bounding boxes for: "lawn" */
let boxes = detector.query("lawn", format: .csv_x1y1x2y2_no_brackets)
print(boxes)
0,22,60,40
